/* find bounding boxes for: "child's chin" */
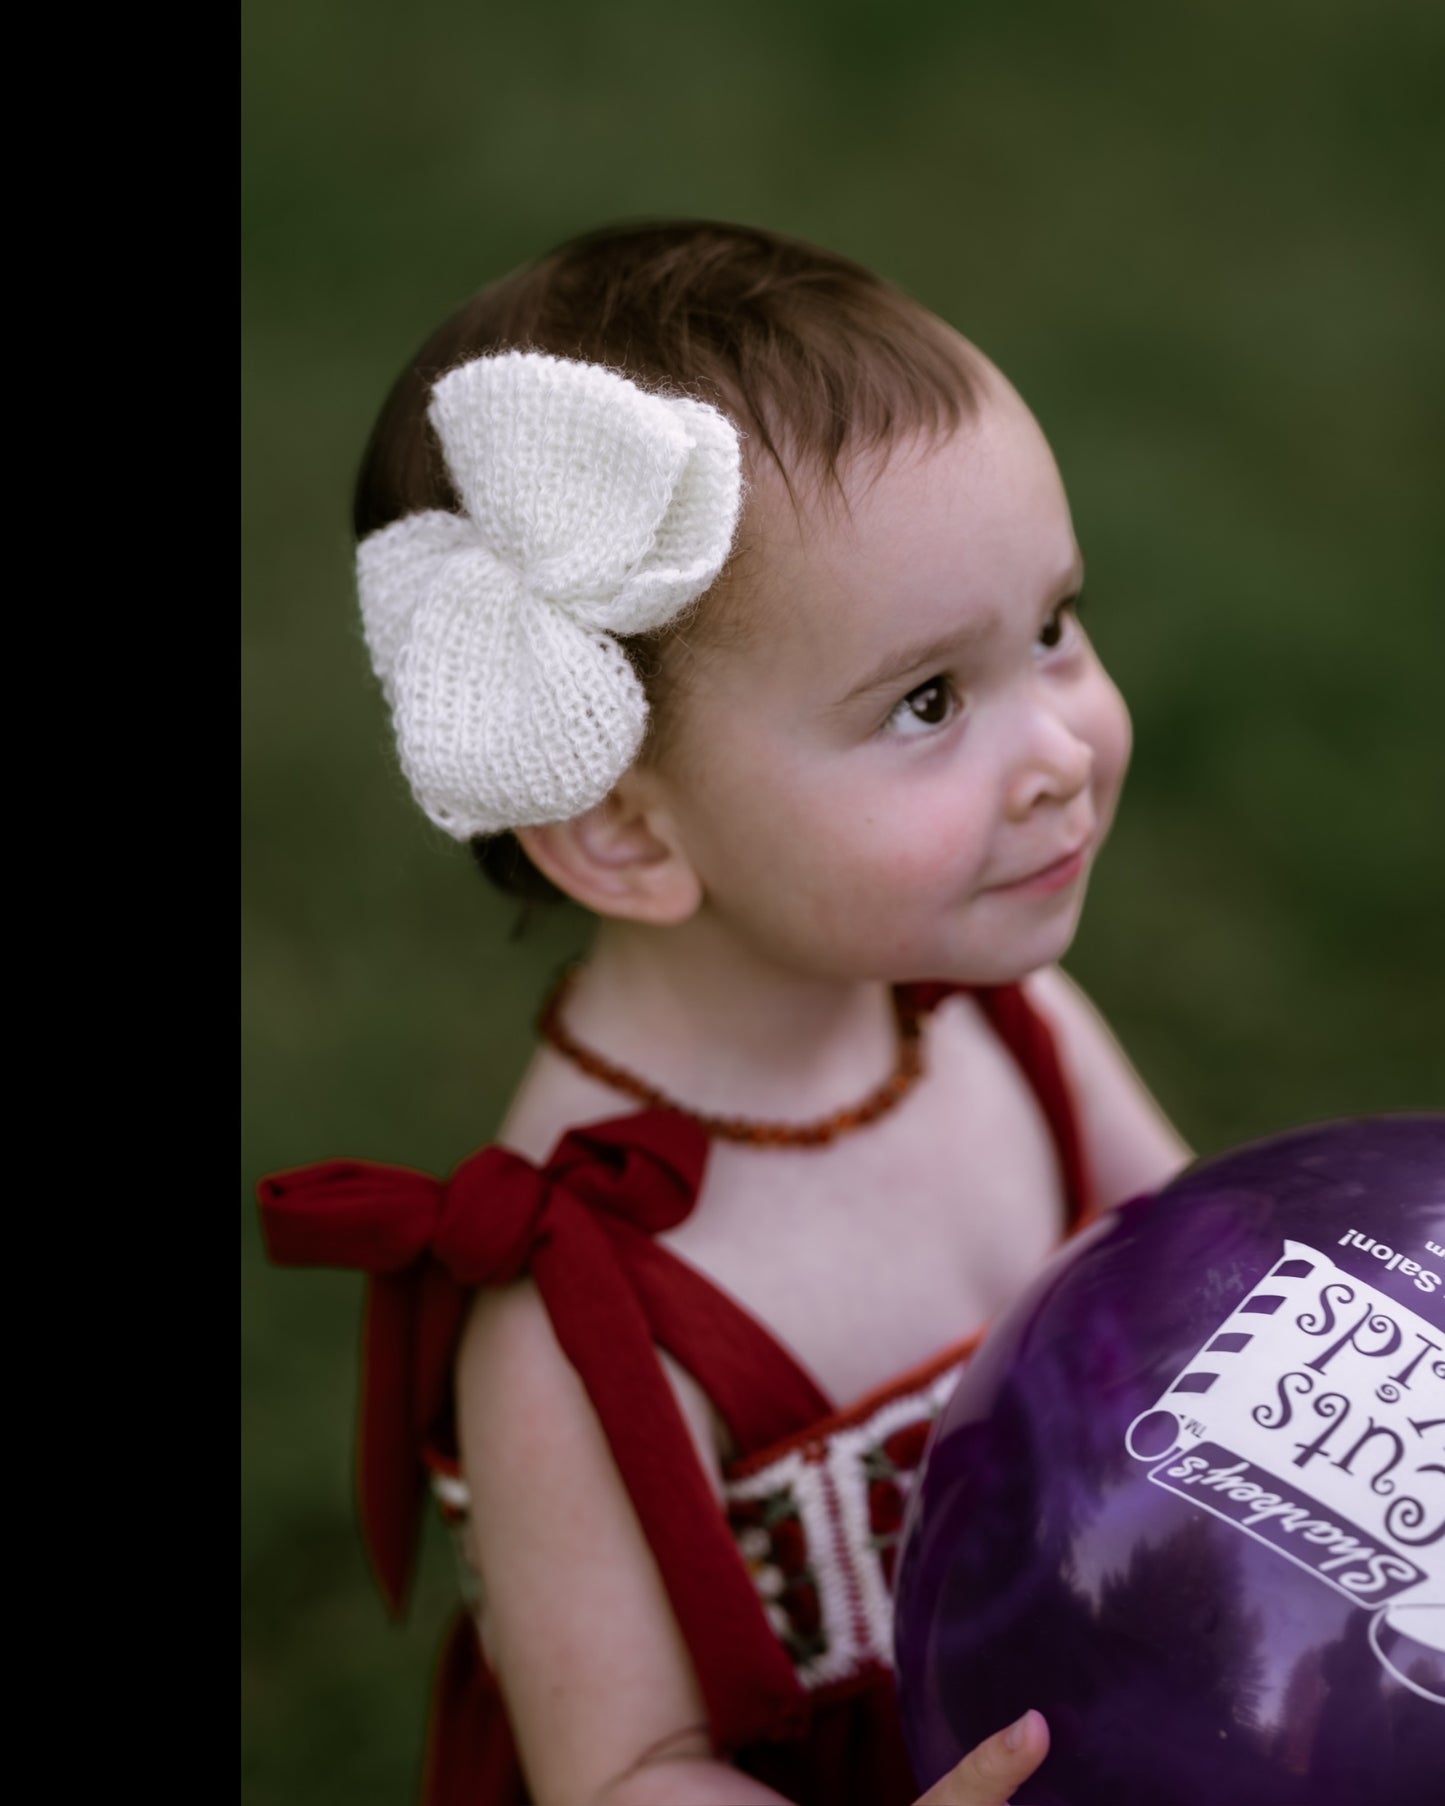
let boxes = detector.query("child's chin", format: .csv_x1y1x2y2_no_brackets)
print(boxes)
936,923,1086,988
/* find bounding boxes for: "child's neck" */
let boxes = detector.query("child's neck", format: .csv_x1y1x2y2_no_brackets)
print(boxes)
563,914,901,1123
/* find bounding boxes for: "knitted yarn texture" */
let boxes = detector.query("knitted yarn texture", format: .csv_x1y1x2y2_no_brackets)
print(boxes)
356,352,743,837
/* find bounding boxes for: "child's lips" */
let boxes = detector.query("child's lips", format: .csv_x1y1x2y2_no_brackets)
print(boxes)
985,842,1090,896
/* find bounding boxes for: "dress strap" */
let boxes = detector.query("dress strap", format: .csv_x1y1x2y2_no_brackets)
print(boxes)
258,1109,808,1752
620,1227,835,1449
904,980,1095,1227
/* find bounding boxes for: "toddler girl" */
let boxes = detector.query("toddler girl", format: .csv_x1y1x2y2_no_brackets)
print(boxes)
260,220,1191,1806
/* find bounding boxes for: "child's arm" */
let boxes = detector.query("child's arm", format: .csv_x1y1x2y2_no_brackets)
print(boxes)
1025,966,1193,1209
456,1280,1046,1806
456,1278,727,1803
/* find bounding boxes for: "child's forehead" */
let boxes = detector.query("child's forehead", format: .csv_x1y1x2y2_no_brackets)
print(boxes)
731,389,1077,633
756,367,1041,513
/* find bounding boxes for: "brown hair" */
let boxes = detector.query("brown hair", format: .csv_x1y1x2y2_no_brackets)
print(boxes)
353,220,983,900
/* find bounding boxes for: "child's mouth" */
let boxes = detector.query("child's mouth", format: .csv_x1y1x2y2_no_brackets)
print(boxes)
986,843,1089,896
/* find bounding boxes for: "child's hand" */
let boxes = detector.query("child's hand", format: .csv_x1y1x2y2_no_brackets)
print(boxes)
913,1709,1049,1806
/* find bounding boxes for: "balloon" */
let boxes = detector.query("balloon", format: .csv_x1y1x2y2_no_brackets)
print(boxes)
894,1116,1445,1806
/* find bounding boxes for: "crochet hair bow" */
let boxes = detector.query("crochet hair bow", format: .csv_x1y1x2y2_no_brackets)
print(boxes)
356,352,743,837
257,1110,807,1751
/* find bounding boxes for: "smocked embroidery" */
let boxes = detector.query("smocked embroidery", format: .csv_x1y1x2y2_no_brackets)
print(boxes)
721,1359,964,1693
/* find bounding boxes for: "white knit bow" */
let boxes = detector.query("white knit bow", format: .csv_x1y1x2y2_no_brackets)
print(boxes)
356,351,743,837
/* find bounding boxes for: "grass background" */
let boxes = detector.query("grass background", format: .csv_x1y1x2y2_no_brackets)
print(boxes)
242,3,1443,1799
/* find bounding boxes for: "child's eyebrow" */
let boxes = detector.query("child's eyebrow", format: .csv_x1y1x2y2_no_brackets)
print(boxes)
834,614,1002,709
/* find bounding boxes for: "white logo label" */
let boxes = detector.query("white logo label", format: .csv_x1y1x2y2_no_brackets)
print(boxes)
1126,1236,1444,1702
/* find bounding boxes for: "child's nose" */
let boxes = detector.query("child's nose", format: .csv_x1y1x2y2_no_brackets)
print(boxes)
1004,708,1094,820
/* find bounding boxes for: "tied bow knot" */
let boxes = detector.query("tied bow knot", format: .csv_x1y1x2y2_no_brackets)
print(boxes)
433,1149,551,1286
259,1118,703,1290
256,1151,553,1288
355,351,743,839
256,1113,708,1618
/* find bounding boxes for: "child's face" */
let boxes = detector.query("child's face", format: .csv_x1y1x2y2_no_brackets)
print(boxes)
652,379,1131,986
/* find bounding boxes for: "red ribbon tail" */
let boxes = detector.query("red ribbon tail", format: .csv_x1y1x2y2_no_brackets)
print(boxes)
357,1272,427,1617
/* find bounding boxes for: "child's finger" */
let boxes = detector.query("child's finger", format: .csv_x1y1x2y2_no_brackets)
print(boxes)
912,1708,1049,1806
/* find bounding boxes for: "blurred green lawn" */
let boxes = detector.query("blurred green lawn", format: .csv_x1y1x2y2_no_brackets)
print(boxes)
242,3,1443,1799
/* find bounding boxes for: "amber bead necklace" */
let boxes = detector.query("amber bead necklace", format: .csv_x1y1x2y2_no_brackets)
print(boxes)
537,968,925,1148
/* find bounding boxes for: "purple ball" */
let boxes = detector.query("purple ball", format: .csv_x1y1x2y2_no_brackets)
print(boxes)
894,1116,1445,1806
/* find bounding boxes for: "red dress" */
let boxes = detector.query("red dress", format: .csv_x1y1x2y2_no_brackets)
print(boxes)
258,983,1097,1805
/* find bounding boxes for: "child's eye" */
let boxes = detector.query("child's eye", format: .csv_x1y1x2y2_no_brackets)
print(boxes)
1038,598,1081,652
884,676,959,738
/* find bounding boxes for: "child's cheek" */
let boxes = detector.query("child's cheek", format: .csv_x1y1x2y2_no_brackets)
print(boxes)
1099,687,1133,815
851,801,981,899
1070,660,1131,829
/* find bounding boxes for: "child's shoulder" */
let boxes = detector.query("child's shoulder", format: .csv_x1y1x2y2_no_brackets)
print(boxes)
494,1044,639,1164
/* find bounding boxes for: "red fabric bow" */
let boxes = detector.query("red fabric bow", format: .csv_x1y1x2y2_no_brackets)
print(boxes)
257,1110,807,1752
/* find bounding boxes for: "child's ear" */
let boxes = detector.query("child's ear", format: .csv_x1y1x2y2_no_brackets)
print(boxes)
516,772,703,925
